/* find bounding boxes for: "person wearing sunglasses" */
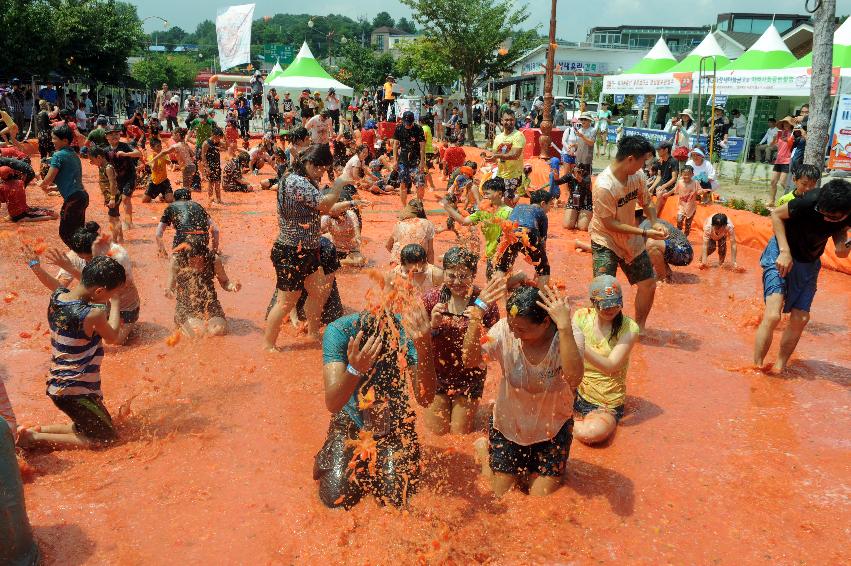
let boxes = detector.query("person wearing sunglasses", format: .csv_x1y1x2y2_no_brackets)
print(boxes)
754,179,851,373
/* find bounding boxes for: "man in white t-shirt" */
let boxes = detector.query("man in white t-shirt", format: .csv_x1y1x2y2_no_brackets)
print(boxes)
589,135,668,329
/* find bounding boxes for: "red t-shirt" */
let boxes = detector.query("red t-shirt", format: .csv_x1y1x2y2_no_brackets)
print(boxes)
444,146,466,172
422,287,499,396
0,147,27,161
0,175,28,218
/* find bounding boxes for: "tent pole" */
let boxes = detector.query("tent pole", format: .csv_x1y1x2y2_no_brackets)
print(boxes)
741,95,758,164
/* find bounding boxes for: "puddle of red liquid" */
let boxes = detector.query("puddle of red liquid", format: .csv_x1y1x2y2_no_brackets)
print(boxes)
0,154,848,564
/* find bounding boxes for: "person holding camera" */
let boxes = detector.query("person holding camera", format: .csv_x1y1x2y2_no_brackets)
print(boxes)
769,116,795,207
665,109,696,149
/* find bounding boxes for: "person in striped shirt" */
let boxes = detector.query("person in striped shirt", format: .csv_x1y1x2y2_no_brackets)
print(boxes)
17,255,126,449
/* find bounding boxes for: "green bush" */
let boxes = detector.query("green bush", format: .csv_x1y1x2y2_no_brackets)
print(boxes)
728,198,749,211
751,199,771,216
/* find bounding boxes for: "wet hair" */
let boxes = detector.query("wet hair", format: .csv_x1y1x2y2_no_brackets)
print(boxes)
816,179,851,214
681,164,694,174
501,109,516,119
711,213,728,227
574,163,591,176
442,246,478,272
150,136,162,147
292,144,334,177
52,124,74,143
69,222,101,254
793,164,821,182
439,246,479,302
482,177,505,194
81,256,126,290
289,126,309,144
506,286,550,325
400,243,427,265
174,127,187,140
88,146,107,160
463,160,478,171
529,190,553,205
210,126,223,137
616,135,655,162
173,188,191,201
354,144,367,156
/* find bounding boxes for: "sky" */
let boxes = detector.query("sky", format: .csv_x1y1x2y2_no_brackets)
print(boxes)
131,0,850,40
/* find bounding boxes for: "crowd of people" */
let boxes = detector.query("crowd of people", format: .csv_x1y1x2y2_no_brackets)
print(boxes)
1,77,849,519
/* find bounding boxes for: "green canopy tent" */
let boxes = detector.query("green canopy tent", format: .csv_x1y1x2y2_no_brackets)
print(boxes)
263,41,353,97
623,37,678,74
668,33,731,72
725,25,797,71
788,16,851,68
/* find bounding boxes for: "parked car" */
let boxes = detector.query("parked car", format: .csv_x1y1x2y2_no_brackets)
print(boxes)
554,97,599,123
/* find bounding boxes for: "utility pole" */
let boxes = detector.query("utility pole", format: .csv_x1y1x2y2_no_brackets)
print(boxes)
804,0,836,170
538,0,557,158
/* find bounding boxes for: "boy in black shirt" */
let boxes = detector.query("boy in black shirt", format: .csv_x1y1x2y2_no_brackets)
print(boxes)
105,126,142,230
392,110,426,206
754,180,851,372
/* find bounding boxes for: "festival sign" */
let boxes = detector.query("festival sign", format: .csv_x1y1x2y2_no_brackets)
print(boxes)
216,4,256,71
602,72,693,95
828,94,851,171
695,67,840,97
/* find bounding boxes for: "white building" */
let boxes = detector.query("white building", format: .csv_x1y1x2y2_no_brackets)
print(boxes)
494,43,644,102
371,27,417,55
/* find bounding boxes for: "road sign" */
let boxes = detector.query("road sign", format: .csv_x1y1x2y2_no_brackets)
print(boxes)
655,94,670,105
614,94,625,104
706,94,727,107
261,44,294,64
635,94,645,105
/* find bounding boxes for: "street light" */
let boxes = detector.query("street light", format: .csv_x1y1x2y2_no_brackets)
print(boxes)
141,15,169,47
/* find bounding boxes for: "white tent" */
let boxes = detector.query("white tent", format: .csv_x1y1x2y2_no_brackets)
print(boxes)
263,42,353,97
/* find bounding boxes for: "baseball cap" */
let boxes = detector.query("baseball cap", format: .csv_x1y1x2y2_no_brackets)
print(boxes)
402,110,415,124
690,147,705,158
589,275,623,309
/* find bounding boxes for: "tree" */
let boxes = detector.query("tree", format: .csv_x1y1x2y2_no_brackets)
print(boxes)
0,0,143,83
55,0,145,84
395,39,457,94
805,0,836,172
401,0,538,144
396,17,417,34
372,11,395,29
131,54,199,91
336,42,395,91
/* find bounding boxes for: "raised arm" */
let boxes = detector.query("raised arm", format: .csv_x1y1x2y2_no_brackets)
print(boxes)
536,286,584,387
317,175,348,215
86,298,122,344
323,329,382,413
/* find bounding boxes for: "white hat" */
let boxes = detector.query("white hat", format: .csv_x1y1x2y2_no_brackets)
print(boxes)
679,109,693,118
690,147,705,157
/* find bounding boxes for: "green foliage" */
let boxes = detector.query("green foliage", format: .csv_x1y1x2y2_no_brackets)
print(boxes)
372,11,396,29
750,199,771,216
0,0,144,83
401,0,537,142
131,54,199,90
603,94,634,118
728,198,749,211
396,17,417,34
394,39,457,93
336,42,395,91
